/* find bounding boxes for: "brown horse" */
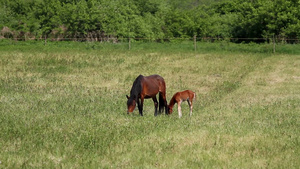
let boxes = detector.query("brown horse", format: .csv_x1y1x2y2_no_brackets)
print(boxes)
126,74,168,116
168,90,196,118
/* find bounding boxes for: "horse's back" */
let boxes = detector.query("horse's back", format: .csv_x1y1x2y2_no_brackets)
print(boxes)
177,90,195,100
145,74,165,82
144,74,166,87
142,75,166,97
186,90,195,98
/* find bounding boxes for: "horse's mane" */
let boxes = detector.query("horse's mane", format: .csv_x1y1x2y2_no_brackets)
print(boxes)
168,94,177,108
129,75,143,100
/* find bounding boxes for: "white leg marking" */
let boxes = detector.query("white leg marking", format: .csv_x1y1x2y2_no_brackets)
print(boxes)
178,101,182,118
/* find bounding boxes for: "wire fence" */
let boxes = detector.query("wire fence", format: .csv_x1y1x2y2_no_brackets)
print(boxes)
1,36,300,53
2,37,300,41
1,36,299,42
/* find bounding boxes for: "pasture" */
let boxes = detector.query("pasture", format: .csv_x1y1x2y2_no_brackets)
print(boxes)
0,41,299,168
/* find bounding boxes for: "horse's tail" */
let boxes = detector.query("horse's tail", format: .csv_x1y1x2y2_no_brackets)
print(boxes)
159,92,167,114
159,93,165,107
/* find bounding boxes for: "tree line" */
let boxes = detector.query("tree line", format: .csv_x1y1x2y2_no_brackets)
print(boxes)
1,0,300,43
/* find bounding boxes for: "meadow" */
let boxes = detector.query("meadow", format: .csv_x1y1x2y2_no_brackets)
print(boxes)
0,40,299,168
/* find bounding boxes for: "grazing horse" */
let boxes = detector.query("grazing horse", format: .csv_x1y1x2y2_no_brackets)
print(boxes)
126,74,168,116
168,90,196,118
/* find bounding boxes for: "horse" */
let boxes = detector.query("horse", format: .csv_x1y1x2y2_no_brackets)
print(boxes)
126,74,168,116
168,90,196,118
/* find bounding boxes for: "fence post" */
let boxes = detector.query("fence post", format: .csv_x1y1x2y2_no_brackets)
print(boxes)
44,35,47,46
194,35,197,52
273,35,276,53
128,37,131,50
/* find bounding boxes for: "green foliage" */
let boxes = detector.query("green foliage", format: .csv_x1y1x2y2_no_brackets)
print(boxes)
232,0,300,41
1,0,300,42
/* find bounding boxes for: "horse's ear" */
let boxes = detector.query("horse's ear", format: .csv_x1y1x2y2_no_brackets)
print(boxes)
126,95,129,99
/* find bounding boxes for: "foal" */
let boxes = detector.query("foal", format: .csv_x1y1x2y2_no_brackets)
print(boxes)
168,90,196,118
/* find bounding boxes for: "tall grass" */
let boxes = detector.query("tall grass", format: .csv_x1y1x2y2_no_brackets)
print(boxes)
0,40,299,168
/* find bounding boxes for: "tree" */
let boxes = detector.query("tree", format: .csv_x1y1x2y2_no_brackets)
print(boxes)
1,0,300,42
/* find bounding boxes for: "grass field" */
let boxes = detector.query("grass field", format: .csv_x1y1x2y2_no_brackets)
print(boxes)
0,40,299,168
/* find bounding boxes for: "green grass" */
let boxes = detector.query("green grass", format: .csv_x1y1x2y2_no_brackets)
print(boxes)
2,39,300,54
0,41,299,168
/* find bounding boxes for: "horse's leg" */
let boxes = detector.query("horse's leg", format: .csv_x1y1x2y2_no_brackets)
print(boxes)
187,99,192,117
158,93,163,114
138,97,144,116
152,97,158,116
164,95,168,115
137,99,142,116
178,100,182,118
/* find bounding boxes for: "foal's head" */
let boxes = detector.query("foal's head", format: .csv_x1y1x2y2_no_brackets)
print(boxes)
168,105,173,114
126,95,136,114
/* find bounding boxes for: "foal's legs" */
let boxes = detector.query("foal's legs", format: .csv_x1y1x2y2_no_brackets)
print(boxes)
152,97,158,116
187,99,193,116
177,100,182,118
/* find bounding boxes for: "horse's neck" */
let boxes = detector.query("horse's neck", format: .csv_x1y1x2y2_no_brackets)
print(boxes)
130,82,142,97
169,96,177,108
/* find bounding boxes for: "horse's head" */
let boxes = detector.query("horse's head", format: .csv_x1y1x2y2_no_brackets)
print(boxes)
168,105,173,114
126,95,136,114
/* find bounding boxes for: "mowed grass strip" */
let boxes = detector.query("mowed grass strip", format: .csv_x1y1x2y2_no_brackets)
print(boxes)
0,42,299,168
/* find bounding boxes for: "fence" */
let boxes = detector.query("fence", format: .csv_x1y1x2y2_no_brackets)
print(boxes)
1,36,300,53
